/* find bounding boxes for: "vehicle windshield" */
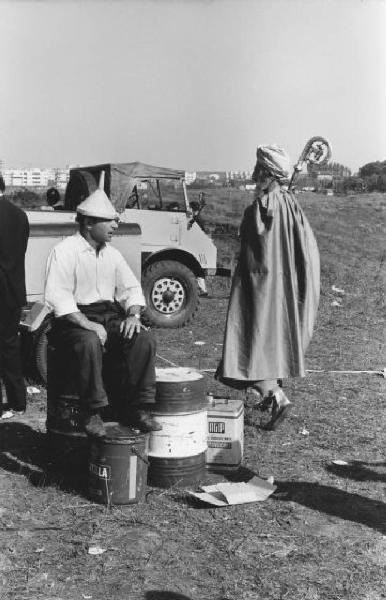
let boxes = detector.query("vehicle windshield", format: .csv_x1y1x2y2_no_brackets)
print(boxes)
125,178,186,212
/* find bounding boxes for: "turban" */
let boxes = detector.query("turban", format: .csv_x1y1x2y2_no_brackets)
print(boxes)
255,145,292,181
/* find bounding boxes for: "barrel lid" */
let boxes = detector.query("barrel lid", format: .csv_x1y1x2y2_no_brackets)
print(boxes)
95,422,148,444
207,398,244,415
155,367,203,382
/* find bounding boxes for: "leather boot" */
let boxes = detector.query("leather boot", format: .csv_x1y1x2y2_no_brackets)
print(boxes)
262,389,292,431
131,410,162,433
83,413,106,437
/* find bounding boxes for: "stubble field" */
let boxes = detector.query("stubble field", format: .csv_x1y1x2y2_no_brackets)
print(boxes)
0,191,385,600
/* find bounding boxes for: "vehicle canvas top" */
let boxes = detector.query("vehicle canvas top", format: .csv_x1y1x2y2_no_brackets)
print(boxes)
111,162,185,180
66,162,186,213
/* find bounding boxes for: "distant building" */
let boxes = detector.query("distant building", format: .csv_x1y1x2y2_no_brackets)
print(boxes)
181,169,256,186
54,168,70,190
3,167,69,188
226,170,253,181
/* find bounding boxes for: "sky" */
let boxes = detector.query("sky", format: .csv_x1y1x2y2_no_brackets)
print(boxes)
1,0,385,174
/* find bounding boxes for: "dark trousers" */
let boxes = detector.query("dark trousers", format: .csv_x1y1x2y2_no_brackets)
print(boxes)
0,306,26,414
50,301,156,420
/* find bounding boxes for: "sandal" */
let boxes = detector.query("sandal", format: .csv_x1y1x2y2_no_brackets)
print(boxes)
255,394,274,412
262,390,292,431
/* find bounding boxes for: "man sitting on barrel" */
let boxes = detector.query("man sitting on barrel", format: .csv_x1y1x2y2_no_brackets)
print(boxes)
44,188,162,438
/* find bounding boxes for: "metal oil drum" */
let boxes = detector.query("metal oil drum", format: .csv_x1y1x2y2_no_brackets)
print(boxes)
148,367,207,488
45,344,89,489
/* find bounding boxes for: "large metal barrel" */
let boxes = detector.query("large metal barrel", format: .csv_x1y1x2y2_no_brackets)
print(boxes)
148,367,207,488
45,344,89,490
46,344,86,435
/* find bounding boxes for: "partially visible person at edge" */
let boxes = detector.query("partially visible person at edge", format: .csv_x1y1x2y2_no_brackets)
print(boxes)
45,187,63,211
216,145,320,430
189,200,207,233
190,200,209,297
44,188,162,438
0,175,29,419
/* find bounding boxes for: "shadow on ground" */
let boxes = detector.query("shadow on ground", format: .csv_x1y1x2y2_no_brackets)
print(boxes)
145,594,232,600
145,593,192,600
326,460,386,483
2,423,385,536
275,480,386,535
0,421,89,495
171,471,386,534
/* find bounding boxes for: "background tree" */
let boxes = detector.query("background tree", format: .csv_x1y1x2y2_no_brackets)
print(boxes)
359,160,386,179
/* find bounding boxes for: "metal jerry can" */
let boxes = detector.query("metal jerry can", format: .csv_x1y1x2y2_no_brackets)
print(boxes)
206,397,244,472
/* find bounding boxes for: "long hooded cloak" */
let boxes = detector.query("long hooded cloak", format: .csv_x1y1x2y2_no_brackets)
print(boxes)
217,181,320,385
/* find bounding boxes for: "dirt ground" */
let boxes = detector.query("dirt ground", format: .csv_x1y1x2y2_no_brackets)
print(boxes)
0,192,385,600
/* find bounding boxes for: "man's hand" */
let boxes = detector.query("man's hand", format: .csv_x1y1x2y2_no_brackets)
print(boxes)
89,322,108,346
120,316,142,340
64,312,107,346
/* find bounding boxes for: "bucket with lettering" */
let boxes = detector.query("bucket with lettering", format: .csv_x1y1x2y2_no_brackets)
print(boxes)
88,423,149,505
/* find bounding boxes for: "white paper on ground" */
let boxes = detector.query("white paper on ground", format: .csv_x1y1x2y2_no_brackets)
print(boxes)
331,285,345,294
189,476,277,506
88,546,106,555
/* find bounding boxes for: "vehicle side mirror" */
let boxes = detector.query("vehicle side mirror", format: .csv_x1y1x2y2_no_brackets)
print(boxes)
198,192,206,210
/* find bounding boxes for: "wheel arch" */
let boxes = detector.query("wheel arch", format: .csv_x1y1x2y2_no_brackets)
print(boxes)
141,249,204,277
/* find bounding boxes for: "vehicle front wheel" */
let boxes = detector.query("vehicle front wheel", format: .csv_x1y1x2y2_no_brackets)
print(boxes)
142,260,200,328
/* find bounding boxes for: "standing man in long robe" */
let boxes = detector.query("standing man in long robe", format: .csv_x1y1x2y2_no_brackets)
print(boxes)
0,175,29,419
216,145,320,430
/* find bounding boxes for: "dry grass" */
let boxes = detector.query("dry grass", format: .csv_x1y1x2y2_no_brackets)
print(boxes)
0,192,385,600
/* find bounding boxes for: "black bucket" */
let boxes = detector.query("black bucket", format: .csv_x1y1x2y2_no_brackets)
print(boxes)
148,452,206,488
88,423,149,505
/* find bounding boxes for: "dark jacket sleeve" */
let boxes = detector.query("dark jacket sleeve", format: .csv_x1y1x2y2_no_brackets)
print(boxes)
0,199,29,307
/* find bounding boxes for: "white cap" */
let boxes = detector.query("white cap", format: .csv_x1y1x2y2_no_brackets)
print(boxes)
76,189,118,219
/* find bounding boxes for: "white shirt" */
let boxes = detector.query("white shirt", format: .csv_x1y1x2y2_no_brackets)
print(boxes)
45,232,145,317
